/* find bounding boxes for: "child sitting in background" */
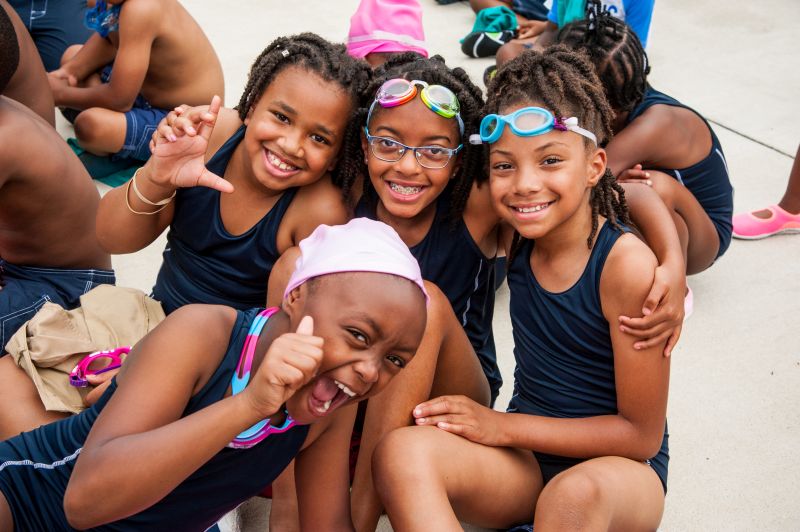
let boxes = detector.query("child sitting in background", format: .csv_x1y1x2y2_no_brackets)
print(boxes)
1,1,54,125
0,218,429,531
0,13,113,352
347,0,429,68
373,45,670,531
48,0,224,165
557,10,733,274
494,0,655,72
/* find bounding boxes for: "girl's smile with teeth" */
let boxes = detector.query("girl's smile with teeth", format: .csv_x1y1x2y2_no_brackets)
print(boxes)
388,181,424,195
265,149,299,172
514,201,553,213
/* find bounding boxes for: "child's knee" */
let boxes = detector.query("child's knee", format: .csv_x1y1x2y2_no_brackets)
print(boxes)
535,468,606,524
60,45,83,66
496,41,522,68
646,170,678,206
74,108,118,145
372,426,441,490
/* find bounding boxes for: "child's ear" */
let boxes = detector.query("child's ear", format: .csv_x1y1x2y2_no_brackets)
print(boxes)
449,153,463,180
361,131,370,165
243,106,254,126
282,285,306,319
587,147,607,187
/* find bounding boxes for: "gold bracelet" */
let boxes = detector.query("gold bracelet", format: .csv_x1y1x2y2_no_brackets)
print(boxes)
131,167,176,206
125,178,170,215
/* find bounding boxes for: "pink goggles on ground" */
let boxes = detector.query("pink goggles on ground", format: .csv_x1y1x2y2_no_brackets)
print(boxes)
69,346,130,387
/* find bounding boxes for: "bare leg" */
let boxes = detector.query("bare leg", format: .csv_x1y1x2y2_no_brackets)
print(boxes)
73,107,128,156
534,457,664,531
374,425,542,531
351,283,490,531
269,461,300,532
751,144,800,217
647,170,720,274
0,357,68,440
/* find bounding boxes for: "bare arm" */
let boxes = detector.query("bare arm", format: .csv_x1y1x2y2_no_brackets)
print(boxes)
54,32,117,82
295,405,358,531
96,96,232,254
51,3,157,111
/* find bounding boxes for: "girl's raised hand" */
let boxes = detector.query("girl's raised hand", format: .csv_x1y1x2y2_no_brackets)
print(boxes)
243,316,324,419
413,395,506,447
147,95,234,193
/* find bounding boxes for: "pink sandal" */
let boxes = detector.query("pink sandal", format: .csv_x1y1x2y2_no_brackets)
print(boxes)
732,205,800,239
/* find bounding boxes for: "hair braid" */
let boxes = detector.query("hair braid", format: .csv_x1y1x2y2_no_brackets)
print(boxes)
235,33,372,203
0,6,20,93
487,46,630,250
555,0,650,115
360,53,486,227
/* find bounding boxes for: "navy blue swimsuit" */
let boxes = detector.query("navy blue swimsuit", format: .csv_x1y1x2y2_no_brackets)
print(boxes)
0,308,309,531
506,224,669,492
356,191,501,402
153,126,298,314
627,87,734,258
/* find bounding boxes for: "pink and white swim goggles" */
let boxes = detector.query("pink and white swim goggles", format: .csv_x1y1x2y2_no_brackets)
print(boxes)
69,346,130,388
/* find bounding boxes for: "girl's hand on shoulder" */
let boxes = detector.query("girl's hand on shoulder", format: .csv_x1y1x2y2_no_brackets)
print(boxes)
147,95,233,193
413,395,505,446
243,316,324,418
617,164,652,186
618,260,685,357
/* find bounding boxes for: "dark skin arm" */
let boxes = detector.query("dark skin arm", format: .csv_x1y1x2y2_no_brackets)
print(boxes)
620,183,686,356
49,3,157,111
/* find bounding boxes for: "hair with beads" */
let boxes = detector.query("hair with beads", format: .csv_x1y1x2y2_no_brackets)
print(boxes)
555,0,650,115
485,45,630,253
0,5,20,93
357,52,485,226
236,33,372,200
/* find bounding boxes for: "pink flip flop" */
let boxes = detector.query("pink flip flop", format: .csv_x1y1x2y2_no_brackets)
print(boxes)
732,205,800,239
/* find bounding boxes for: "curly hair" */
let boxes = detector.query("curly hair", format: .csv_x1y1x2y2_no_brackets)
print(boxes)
356,52,486,226
236,33,372,201
555,0,651,115
486,45,631,254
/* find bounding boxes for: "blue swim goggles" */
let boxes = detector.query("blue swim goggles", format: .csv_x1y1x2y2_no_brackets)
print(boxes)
84,1,121,38
471,107,598,146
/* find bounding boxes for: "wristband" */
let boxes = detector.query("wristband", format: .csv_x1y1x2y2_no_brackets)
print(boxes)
131,167,176,206
125,178,170,215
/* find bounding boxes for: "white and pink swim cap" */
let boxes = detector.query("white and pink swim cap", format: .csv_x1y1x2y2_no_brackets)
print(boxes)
347,0,429,59
284,218,428,303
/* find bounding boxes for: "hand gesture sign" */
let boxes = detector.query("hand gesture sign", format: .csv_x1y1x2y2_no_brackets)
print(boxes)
243,316,324,419
147,95,234,193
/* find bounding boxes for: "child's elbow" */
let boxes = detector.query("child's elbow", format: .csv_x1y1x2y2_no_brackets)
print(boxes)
630,430,664,462
64,482,107,529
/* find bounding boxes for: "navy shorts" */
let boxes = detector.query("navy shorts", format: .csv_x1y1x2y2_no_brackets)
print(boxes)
99,66,169,162
0,260,115,350
8,0,93,71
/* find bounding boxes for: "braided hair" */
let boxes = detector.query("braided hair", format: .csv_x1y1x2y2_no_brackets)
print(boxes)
357,53,485,225
0,5,20,93
485,45,630,254
236,33,372,201
555,0,650,115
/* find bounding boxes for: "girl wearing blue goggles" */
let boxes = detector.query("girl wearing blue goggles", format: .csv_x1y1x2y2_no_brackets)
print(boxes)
471,106,598,146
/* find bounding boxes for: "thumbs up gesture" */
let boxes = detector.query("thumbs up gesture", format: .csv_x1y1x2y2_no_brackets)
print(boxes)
244,316,324,418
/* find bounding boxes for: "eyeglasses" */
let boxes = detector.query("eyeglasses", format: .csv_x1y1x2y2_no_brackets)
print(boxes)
477,107,597,145
69,346,130,387
364,130,462,169
367,78,465,137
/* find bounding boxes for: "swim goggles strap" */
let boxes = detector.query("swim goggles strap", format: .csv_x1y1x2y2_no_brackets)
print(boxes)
553,117,598,145
228,308,297,449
